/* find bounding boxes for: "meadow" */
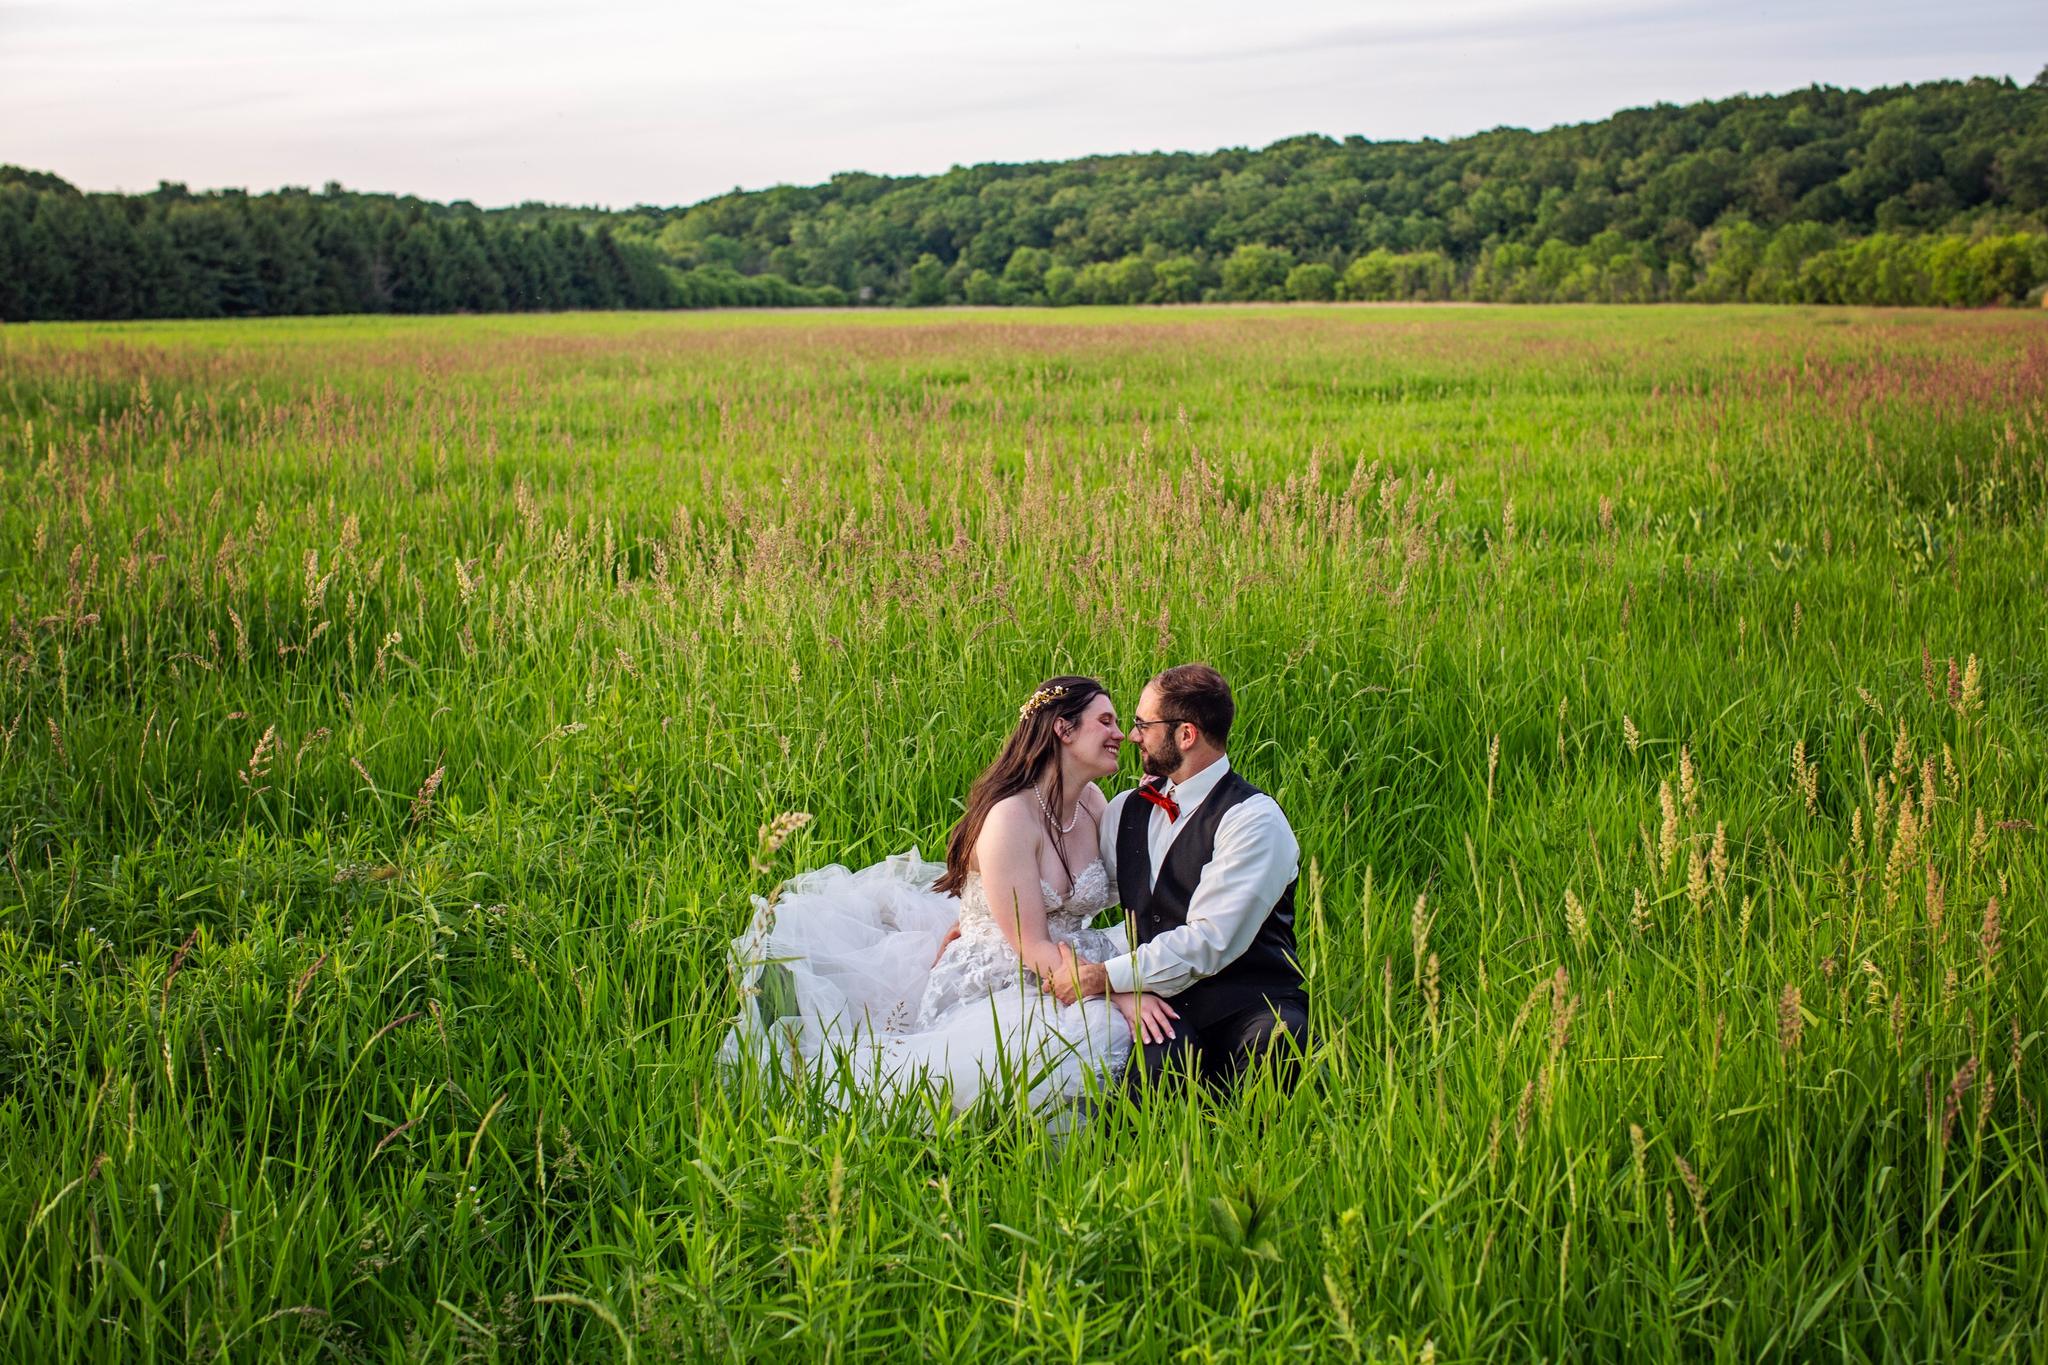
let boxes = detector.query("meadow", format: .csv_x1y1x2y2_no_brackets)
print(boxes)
0,303,2043,1363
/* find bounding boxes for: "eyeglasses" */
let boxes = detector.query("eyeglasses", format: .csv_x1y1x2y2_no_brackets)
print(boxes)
1128,715,1192,735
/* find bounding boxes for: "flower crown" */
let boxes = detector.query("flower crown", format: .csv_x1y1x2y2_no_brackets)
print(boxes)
1018,684,1069,720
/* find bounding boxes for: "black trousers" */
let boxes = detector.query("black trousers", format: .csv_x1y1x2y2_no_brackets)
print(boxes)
1129,995,1310,1094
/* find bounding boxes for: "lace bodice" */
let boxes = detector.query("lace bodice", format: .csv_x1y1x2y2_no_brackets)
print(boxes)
917,859,1120,1025
958,859,1115,940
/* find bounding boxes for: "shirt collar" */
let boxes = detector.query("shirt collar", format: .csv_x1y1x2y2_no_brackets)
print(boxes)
1162,754,1230,814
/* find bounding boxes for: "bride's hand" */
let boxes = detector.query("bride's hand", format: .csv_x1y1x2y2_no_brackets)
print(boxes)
1111,991,1179,1045
932,921,961,966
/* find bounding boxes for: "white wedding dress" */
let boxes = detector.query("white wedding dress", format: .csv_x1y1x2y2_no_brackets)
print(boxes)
721,850,1132,1113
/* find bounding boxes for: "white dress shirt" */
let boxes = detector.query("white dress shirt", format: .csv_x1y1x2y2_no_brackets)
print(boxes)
1096,755,1300,998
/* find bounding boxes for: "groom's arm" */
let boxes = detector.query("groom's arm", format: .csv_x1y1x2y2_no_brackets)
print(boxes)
1101,797,1297,998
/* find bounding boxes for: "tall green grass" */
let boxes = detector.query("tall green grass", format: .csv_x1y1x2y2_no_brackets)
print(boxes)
0,304,2042,1362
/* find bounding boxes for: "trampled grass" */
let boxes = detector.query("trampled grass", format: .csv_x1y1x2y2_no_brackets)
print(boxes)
0,304,2043,1362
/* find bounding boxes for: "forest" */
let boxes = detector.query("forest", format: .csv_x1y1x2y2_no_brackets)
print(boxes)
5,72,2046,319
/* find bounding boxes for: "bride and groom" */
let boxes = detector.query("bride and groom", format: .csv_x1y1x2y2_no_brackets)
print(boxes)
723,663,1309,1113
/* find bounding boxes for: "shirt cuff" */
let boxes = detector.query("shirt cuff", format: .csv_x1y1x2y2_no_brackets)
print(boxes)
1104,953,1138,994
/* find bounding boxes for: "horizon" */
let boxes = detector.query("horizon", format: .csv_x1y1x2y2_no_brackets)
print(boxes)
2,0,2038,212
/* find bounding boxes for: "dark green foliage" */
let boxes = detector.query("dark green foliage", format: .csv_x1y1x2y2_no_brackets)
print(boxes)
613,76,2048,306
5,74,2048,318
0,177,842,320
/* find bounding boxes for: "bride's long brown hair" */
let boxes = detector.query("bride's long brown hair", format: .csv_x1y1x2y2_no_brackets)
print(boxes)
933,675,1107,897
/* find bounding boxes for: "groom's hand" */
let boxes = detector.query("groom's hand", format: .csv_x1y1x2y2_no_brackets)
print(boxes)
1045,945,1108,1005
1046,944,1082,1004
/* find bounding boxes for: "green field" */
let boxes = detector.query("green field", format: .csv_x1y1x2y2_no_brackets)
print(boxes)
1,305,2043,1362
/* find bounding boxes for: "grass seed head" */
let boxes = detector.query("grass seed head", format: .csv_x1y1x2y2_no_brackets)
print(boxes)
1940,1057,1980,1146
1673,1153,1710,1242
409,764,445,827
1423,952,1441,1035
1658,781,1679,875
1792,739,1820,815
752,811,814,873
239,724,277,793
1956,655,1982,716
1410,894,1429,983
1778,983,1804,1055
1686,846,1709,915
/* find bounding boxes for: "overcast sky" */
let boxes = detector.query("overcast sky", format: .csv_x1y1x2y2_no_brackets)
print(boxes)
3,0,2038,209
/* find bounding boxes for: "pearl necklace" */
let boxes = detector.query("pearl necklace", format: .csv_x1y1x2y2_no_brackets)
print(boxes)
1033,782,1081,834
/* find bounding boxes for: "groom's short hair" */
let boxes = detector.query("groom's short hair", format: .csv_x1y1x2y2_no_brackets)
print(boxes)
1153,663,1234,747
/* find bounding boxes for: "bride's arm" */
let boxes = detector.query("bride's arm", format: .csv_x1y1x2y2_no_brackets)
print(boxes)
974,801,1064,979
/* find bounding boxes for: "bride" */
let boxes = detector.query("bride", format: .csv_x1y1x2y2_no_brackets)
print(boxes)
721,675,1179,1112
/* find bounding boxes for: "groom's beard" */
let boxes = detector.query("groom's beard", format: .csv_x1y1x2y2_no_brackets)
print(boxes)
1138,737,1180,779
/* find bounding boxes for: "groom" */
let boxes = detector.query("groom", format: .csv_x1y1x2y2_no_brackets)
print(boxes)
1046,663,1309,1091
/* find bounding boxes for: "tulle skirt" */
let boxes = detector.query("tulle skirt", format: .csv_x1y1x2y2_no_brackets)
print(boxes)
720,850,1132,1114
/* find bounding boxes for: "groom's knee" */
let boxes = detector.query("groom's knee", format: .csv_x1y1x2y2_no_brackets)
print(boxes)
1212,999,1310,1090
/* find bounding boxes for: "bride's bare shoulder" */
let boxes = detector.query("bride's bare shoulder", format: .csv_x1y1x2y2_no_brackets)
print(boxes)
978,793,1039,841
1081,782,1110,814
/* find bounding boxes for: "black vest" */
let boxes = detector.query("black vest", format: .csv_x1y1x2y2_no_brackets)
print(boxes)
1116,769,1307,1031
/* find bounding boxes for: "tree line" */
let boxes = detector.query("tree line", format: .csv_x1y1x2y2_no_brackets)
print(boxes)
5,72,2046,320
0,179,845,321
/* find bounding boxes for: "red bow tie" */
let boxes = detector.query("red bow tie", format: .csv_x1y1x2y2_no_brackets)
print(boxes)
1137,780,1179,822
